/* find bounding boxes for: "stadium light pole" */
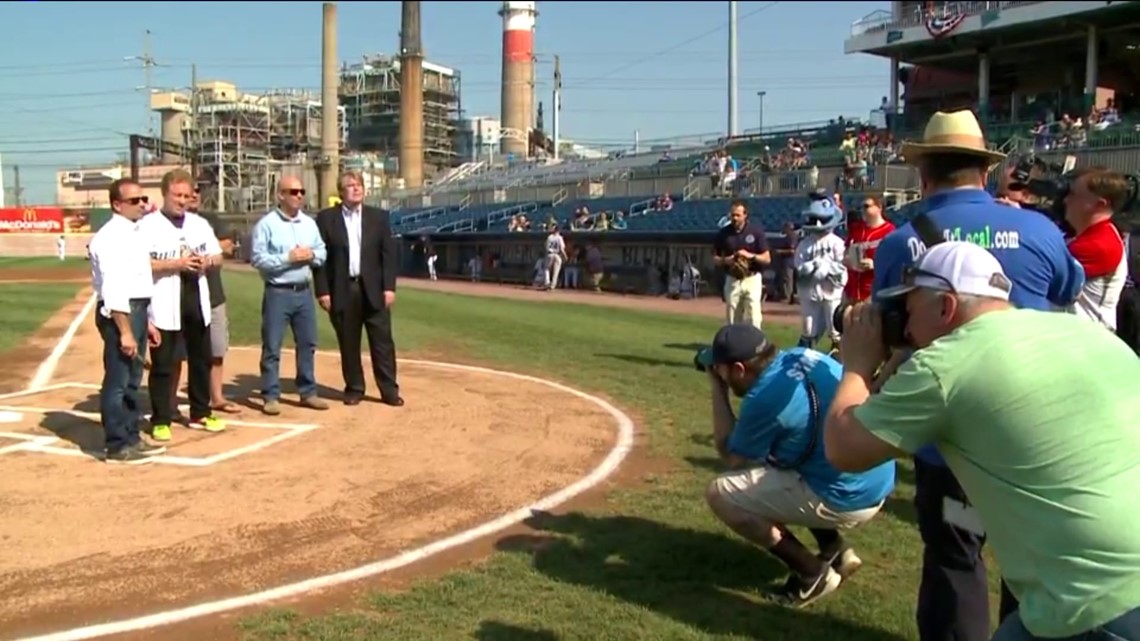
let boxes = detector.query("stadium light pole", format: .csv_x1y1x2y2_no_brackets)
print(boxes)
757,90,766,134
728,0,739,137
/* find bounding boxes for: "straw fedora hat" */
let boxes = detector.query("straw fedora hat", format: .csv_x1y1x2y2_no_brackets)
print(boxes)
900,109,1006,165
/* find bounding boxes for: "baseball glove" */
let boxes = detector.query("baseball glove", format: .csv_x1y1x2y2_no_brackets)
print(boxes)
727,255,752,280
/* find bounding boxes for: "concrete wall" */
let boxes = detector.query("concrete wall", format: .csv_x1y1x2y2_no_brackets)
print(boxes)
0,234,92,258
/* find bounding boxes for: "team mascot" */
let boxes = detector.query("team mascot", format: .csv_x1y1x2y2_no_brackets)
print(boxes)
794,194,848,354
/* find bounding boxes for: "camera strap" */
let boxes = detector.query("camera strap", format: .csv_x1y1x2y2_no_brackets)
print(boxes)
766,376,821,471
910,212,945,248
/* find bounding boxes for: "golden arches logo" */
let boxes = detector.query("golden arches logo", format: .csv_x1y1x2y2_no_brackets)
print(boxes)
22,208,37,222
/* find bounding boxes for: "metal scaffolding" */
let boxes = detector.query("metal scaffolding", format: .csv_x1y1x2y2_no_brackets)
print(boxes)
178,83,345,212
339,54,462,175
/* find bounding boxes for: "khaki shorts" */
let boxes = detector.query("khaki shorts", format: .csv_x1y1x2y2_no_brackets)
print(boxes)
209,303,229,359
713,466,882,530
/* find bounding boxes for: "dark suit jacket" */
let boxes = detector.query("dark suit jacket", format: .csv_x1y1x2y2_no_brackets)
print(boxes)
313,205,397,312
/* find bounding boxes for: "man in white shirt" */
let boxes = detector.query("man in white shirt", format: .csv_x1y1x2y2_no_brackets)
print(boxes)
89,179,164,465
140,170,226,442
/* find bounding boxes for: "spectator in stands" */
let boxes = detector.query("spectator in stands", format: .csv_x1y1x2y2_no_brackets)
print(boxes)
543,215,558,232
1064,167,1130,331
571,208,592,231
655,194,673,212
595,213,611,231
611,211,628,230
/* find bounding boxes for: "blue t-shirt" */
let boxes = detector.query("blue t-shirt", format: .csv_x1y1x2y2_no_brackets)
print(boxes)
728,347,896,511
872,188,1086,466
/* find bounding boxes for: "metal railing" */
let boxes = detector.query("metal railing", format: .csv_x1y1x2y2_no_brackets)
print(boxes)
850,1,1045,37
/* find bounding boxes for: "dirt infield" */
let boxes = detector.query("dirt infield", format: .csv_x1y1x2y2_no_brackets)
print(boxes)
0,293,628,640
0,269,795,641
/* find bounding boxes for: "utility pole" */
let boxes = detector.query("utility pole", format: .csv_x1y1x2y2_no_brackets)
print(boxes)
318,3,340,207
552,55,562,161
12,165,23,207
727,0,739,138
125,29,159,146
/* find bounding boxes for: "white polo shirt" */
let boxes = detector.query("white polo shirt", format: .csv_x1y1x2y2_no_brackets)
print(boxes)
138,211,220,331
89,214,154,318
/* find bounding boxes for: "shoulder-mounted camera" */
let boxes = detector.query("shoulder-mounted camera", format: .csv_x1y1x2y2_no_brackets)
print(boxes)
1009,153,1140,233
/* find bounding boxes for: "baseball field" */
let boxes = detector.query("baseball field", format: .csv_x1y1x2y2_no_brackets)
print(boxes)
0,257,1000,641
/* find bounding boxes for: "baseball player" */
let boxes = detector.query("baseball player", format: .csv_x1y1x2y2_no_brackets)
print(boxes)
140,170,226,442
794,195,847,354
543,226,567,290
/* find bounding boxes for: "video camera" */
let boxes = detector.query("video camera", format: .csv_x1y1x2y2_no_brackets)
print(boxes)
1008,153,1140,232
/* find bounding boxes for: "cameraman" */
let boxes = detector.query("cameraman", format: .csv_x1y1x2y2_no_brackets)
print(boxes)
1062,167,1129,331
700,324,895,607
870,110,1085,641
824,241,1140,641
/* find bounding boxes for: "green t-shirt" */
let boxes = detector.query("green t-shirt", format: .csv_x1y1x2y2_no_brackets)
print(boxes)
854,309,1140,637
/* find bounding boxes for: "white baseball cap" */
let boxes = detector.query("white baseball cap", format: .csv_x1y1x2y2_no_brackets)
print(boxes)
878,241,1013,301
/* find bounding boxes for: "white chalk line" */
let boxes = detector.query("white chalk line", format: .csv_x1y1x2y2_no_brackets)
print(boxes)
29,293,97,390
10,304,636,641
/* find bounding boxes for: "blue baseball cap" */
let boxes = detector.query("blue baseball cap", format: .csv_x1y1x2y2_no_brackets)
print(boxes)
697,324,771,368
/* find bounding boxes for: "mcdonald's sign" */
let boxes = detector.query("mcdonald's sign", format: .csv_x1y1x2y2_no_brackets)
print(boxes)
0,207,65,233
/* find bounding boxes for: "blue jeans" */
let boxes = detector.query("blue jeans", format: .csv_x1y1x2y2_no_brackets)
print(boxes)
96,299,149,453
259,284,318,400
993,606,1140,641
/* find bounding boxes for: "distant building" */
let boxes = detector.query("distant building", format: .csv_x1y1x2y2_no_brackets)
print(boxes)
55,163,186,208
339,55,463,175
455,116,502,163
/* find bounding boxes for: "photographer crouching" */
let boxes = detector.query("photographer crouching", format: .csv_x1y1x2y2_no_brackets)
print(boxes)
824,241,1140,641
698,324,895,607
867,110,1086,641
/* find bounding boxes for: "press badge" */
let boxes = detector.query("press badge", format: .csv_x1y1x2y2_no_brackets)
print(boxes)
943,497,986,537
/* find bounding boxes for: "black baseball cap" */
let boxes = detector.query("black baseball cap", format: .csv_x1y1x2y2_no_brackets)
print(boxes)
697,324,771,368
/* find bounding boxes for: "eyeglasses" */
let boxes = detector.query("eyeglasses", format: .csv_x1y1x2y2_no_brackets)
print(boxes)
123,196,149,205
283,189,306,196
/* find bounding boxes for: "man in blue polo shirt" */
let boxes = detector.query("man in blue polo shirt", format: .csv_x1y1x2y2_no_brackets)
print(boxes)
872,110,1085,641
700,323,895,608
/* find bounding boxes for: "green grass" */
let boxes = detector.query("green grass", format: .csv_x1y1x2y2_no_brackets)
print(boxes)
221,271,993,641
0,283,84,353
0,257,87,272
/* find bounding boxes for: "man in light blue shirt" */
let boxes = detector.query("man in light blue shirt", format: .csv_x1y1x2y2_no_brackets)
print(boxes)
250,176,329,415
699,323,895,608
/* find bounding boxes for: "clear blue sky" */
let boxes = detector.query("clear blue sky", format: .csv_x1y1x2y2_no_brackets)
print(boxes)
0,0,889,204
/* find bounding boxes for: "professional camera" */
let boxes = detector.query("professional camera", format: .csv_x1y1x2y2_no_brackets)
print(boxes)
1008,153,1077,224
832,299,912,349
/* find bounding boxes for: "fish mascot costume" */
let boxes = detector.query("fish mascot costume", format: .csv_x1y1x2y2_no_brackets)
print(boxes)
794,194,847,354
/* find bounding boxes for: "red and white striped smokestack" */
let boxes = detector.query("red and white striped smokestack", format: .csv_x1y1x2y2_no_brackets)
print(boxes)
499,0,536,159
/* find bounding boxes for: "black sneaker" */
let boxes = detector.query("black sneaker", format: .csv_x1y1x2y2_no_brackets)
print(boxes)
134,441,167,457
105,446,153,466
771,567,842,608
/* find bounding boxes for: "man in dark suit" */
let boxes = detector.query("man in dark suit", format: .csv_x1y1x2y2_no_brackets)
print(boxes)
313,171,403,407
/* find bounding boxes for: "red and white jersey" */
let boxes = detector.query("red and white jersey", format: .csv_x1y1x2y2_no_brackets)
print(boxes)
843,220,895,302
138,211,220,331
1067,219,1127,330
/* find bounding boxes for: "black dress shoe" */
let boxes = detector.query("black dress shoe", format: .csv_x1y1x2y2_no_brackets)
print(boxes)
343,393,364,406
380,396,405,407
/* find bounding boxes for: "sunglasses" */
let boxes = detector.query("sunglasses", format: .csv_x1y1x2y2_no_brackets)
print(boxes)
901,265,957,293
283,189,306,196
123,196,149,205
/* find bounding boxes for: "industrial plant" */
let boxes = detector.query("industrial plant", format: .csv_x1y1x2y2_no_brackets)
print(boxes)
54,1,547,211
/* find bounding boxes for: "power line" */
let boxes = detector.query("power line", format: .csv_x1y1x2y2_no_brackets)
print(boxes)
566,1,782,89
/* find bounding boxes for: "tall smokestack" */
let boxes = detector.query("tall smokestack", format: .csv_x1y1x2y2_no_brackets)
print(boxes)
499,1,536,160
399,1,425,189
319,2,340,207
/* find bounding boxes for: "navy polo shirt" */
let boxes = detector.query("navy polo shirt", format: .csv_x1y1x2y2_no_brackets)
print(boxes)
872,188,1086,467
714,222,770,274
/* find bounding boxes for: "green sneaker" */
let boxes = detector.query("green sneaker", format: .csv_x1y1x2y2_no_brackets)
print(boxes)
189,416,226,433
151,424,172,442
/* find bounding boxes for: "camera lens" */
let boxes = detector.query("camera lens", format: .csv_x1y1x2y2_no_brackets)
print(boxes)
833,302,850,335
